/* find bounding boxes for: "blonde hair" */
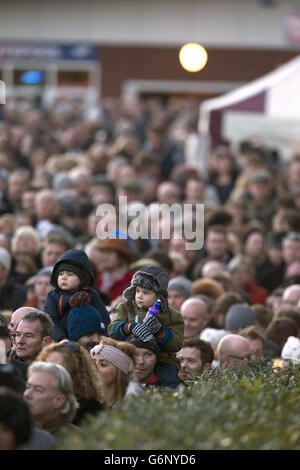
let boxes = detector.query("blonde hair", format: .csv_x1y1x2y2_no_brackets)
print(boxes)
95,337,137,408
11,225,41,255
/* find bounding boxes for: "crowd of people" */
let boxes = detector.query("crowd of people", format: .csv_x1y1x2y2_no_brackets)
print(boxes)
1,94,300,449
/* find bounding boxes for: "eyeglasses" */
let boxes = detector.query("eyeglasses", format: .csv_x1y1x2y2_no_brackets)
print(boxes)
227,354,252,361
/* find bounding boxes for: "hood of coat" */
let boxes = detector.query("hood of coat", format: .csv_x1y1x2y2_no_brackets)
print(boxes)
50,248,94,288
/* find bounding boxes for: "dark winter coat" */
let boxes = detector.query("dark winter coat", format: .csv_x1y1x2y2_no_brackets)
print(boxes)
44,249,110,342
72,398,103,426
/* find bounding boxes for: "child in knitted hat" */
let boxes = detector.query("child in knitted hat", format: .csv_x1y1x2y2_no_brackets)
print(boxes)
108,265,184,388
44,248,110,342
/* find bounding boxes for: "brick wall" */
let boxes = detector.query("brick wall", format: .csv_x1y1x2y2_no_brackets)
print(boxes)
100,45,298,97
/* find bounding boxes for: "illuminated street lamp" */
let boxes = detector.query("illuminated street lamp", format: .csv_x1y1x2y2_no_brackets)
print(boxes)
179,43,208,72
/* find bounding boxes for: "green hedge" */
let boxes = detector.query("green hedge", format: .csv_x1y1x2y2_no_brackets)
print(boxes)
55,360,300,450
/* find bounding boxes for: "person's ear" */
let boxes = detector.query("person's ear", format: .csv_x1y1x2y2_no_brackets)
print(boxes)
53,393,66,410
203,362,211,373
41,336,53,348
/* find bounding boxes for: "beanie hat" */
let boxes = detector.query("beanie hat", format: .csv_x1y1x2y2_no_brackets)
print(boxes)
0,247,11,272
168,276,192,299
123,265,169,311
55,262,90,289
225,303,255,332
281,336,300,365
90,344,131,374
67,291,106,341
127,337,160,358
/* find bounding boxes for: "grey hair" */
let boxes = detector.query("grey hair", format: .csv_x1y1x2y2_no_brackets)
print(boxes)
22,310,54,339
28,361,78,422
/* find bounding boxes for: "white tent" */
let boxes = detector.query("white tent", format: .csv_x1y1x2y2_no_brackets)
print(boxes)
198,54,300,160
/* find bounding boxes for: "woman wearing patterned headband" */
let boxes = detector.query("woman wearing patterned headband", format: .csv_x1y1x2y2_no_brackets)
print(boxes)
90,337,141,409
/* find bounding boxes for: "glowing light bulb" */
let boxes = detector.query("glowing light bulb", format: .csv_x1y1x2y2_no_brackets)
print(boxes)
179,43,208,72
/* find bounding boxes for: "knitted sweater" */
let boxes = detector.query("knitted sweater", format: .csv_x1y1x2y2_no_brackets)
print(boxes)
108,300,184,370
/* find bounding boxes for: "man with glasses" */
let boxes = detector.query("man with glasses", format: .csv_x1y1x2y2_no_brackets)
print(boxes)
216,334,252,368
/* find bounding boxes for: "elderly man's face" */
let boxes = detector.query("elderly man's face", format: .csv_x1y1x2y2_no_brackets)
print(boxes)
220,340,252,368
15,320,49,363
8,308,32,345
181,301,211,339
24,370,66,425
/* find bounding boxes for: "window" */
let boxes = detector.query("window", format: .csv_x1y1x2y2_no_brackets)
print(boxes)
57,70,89,86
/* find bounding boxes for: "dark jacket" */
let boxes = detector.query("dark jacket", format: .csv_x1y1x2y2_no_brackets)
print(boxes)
44,288,109,342
44,249,110,342
9,354,29,386
0,277,27,312
73,398,103,426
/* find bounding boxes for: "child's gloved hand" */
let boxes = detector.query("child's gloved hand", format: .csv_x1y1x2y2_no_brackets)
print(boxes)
143,314,162,334
143,300,162,334
132,322,154,342
69,290,91,308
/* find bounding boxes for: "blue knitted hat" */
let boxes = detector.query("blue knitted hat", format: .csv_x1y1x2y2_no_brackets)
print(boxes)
67,291,106,341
